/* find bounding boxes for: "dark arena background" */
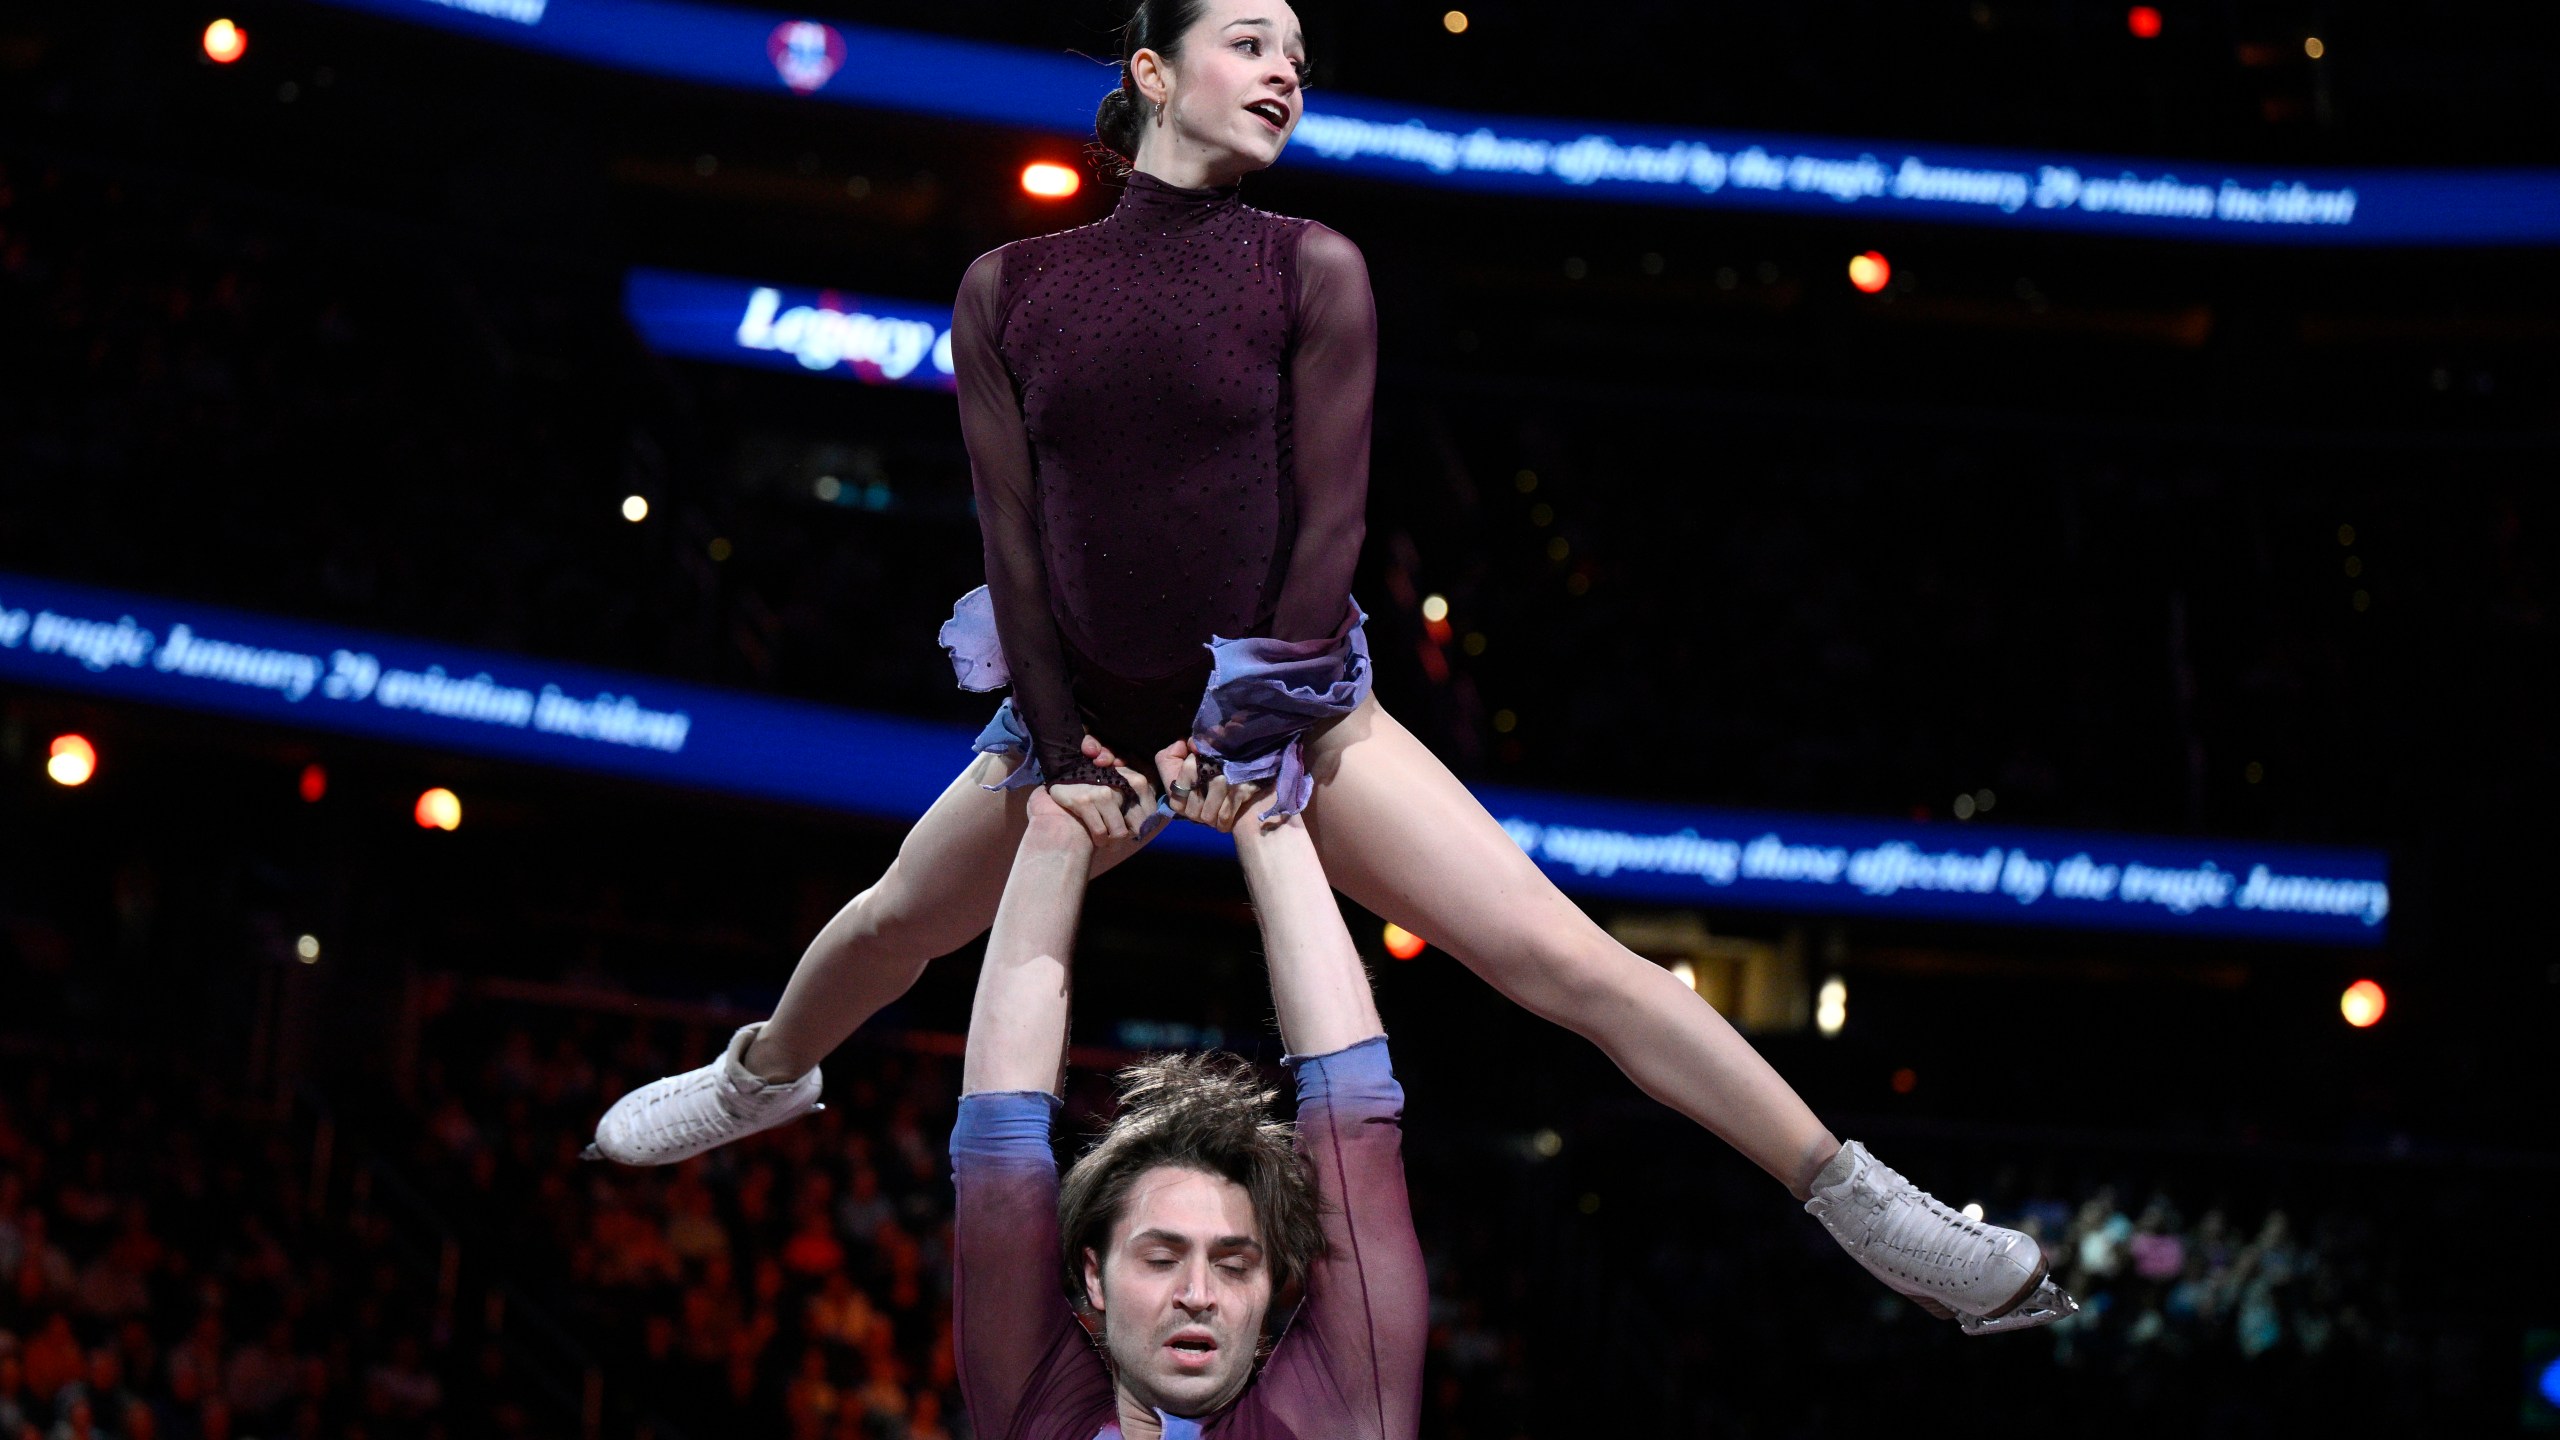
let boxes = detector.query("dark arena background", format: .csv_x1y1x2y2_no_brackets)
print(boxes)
5,0,2559,1436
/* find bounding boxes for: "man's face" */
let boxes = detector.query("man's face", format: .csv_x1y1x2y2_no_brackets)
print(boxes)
1084,1165,1272,1417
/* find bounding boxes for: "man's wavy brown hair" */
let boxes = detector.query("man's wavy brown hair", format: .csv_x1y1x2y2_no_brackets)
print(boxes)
1057,1052,1326,1312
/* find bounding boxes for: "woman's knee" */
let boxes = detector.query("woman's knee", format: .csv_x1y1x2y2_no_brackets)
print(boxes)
838,861,977,959
1463,919,1643,1029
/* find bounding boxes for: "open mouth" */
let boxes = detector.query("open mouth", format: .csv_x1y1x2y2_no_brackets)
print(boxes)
1165,1334,1220,1368
1244,99,1290,133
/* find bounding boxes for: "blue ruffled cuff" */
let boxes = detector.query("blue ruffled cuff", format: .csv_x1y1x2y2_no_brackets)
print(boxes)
950,1090,1061,1167
969,699,1047,793
1191,600,1373,821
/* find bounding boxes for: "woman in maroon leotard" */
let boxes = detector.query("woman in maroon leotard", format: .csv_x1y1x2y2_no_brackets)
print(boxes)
607,0,1845,1195
595,0,2079,1348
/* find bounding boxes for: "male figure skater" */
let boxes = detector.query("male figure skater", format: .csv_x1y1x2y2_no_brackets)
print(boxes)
948,777,1424,1439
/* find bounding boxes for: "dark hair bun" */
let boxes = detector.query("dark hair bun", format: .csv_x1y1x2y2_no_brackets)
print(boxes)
1094,83,1144,166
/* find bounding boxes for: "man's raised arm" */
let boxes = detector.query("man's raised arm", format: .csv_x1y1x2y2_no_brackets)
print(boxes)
1231,812,1425,1440
961,791,1097,1096
1231,812,1384,1056
950,790,1125,1440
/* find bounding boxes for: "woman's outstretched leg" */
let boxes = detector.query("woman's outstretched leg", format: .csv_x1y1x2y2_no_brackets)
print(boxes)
1298,697,1841,1197
1298,697,2079,1331
590,754,1155,1164
747,755,1045,1081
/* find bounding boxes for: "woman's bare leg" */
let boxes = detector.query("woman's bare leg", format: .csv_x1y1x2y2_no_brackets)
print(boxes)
1300,697,1842,1197
744,754,1154,1081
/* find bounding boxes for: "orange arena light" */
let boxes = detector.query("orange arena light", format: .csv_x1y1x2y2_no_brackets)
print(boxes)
1847,250,1891,294
47,735,97,787
1020,162,1082,200
1382,923,1428,961
203,18,248,64
2126,6,2163,39
2340,979,2387,1028
414,787,463,831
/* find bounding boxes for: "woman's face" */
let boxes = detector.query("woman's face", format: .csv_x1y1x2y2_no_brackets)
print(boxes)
1135,0,1307,182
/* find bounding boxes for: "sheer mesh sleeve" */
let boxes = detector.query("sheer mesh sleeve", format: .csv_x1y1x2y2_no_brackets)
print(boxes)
954,250,1120,793
1256,1037,1427,1440
949,1093,1114,1440
1270,223,1376,643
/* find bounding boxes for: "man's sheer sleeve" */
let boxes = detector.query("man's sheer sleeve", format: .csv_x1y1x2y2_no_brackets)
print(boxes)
1270,223,1375,643
1259,1037,1427,1440
950,1092,1111,1440
954,251,1115,791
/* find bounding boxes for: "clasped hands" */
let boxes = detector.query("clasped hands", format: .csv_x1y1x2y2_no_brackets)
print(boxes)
1045,736,1272,841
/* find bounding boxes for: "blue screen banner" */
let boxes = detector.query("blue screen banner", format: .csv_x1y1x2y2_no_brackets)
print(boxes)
0,571,2388,945
624,267,956,391
295,0,2560,246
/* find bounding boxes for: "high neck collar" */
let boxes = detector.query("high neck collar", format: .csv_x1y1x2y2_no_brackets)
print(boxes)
1113,168,1244,226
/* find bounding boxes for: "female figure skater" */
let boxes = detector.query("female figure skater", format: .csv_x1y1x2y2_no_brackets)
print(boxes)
590,0,2074,1334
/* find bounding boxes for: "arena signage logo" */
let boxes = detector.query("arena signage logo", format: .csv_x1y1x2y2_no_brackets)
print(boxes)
0,570,2392,946
733,287,949,382
622,268,958,392
766,20,843,94
295,0,2560,246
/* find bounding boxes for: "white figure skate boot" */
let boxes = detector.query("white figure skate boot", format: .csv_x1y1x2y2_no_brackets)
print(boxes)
584,1023,823,1166
1805,1140,2079,1336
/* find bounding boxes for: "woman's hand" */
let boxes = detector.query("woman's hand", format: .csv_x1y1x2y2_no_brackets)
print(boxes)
1048,738,1157,842
1021,784,1143,861
1153,739,1272,833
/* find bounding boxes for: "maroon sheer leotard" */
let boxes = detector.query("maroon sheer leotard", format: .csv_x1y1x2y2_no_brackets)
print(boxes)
953,171,1376,791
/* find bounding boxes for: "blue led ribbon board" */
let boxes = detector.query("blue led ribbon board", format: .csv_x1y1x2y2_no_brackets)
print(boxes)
1,571,2387,944
296,0,2560,245
624,267,956,391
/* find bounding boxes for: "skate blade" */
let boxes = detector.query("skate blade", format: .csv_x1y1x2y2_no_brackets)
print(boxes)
1957,1278,2079,1337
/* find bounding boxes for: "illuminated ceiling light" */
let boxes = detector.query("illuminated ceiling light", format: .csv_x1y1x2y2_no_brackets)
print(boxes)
299,763,328,803
1670,960,1699,992
2303,35,2325,59
2340,978,2386,1028
47,735,97,787
2126,5,2163,39
708,537,733,562
1420,594,1450,624
1816,976,1847,1038
1961,1202,1985,1222
814,475,842,502
621,494,649,523
1020,162,1082,200
1531,1128,1563,1158
295,934,322,963
414,787,463,832
1953,793,1977,820
1890,1066,1919,1094
203,18,247,64
1441,10,1470,35
1382,923,1427,961
1847,250,1891,294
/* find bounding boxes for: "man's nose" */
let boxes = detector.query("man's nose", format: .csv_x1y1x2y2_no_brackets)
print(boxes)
1173,1260,1218,1311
